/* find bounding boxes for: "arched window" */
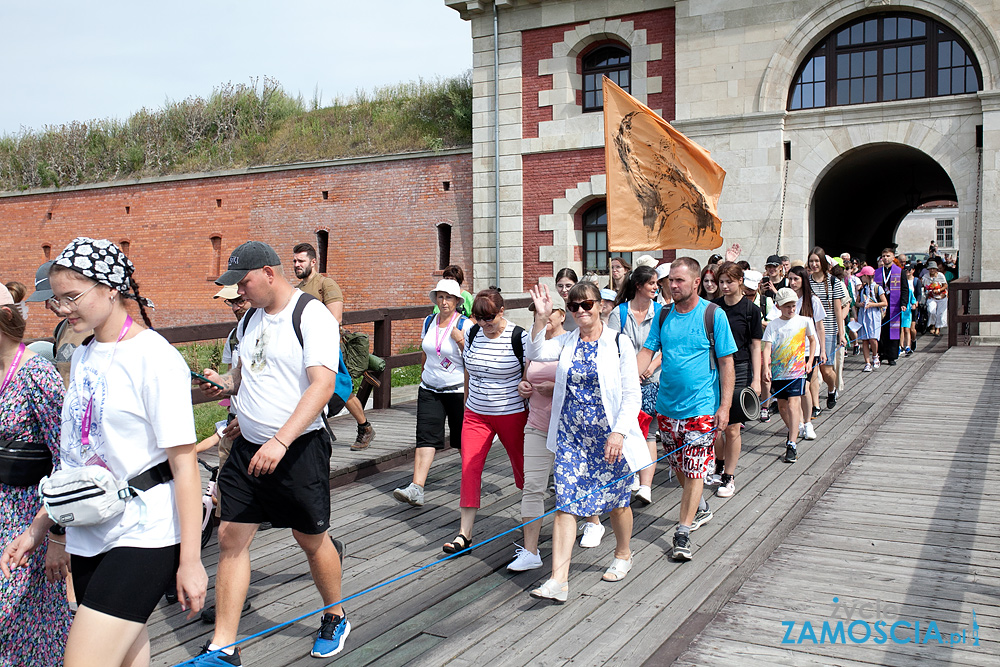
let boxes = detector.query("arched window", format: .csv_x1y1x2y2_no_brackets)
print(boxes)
582,201,632,274
437,222,452,270
582,45,630,112
209,235,222,279
788,13,981,110
315,230,329,274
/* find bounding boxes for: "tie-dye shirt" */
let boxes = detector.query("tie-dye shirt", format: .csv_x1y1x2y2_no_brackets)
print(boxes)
762,315,817,380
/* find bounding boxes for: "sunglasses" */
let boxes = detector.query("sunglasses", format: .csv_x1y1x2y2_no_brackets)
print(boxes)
224,297,246,307
566,300,597,313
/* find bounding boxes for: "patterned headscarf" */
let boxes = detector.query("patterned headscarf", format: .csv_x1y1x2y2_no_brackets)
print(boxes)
54,237,153,307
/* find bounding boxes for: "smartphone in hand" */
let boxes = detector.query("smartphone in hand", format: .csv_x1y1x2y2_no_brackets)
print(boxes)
191,370,225,391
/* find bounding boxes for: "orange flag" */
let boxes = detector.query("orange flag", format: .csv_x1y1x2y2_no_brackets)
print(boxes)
603,77,726,251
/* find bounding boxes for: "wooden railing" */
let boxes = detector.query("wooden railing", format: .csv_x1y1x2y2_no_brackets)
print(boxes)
947,277,1000,347
160,296,533,409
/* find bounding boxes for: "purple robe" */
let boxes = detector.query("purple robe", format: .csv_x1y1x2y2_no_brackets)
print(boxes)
875,263,905,340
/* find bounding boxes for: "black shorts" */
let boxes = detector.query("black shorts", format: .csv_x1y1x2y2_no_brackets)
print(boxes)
729,360,753,424
416,387,464,450
327,393,347,417
219,429,332,534
72,545,179,623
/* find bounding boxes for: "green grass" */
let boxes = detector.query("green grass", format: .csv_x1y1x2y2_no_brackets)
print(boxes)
390,345,422,388
194,402,228,443
0,74,472,191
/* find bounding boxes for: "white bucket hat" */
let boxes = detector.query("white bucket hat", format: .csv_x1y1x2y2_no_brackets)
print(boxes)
430,279,462,305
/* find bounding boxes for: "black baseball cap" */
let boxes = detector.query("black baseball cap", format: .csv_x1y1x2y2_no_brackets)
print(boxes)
216,241,281,285
765,255,782,266
25,261,55,302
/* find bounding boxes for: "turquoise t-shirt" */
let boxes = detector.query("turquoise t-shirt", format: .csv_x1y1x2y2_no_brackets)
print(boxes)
644,298,738,419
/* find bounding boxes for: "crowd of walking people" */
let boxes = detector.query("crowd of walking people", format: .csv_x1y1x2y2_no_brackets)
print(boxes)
0,236,949,666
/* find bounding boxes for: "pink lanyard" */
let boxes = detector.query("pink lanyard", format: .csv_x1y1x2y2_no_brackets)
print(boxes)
434,311,459,357
80,316,133,449
0,343,26,397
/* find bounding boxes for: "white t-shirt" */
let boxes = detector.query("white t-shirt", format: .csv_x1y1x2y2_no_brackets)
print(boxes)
62,329,196,557
236,291,339,444
463,322,529,415
420,313,468,393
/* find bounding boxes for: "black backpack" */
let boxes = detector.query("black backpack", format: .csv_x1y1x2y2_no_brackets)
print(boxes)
657,302,719,371
466,323,526,372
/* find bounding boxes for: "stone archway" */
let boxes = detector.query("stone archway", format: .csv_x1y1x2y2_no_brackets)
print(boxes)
811,143,956,262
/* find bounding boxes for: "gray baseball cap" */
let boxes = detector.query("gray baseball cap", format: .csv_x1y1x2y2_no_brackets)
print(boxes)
25,261,55,302
216,241,281,285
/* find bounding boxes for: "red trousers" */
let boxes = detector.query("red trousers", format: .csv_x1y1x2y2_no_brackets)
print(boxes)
460,410,527,508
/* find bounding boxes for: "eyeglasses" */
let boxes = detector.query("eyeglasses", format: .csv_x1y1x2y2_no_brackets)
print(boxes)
566,300,597,313
224,297,246,307
47,282,100,312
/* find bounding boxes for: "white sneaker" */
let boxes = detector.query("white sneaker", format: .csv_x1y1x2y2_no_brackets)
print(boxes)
392,483,424,507
633,485,652,506
716,477,736,498
705,473,722,486
798,423,807,439
802,422,817,440
507,545,543,572
580,522,606,548
629,474,640,492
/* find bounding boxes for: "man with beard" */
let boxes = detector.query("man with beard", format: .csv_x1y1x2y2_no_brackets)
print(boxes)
292,243,375,450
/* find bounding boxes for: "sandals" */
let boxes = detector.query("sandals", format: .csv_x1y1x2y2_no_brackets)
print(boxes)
602,554,633,582
442,534,473,556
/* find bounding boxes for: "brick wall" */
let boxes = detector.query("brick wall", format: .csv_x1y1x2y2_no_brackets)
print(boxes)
522,148,605,288
1,152,472,349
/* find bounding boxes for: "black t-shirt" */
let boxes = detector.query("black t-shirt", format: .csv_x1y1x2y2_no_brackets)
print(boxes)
762,276,787,299
714,296,764,363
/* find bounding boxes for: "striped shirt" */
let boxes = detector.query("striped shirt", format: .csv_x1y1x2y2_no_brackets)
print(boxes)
809,274,847,339
463,322,529,415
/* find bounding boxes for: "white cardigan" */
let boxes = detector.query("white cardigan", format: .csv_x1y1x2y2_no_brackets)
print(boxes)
526,325,653,473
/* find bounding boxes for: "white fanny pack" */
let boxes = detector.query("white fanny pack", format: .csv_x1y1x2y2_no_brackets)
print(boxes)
39,460,173,527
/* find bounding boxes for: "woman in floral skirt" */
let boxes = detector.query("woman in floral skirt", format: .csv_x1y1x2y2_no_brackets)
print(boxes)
0,283,72,666
525,281,650,603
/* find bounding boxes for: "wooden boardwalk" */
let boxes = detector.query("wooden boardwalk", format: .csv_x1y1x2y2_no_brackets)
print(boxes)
146,335,996,666
669,344,999,666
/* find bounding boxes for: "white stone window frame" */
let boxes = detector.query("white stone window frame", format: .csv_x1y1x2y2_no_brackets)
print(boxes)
537,175,606,281
531,18,663,150
759,0,1000,114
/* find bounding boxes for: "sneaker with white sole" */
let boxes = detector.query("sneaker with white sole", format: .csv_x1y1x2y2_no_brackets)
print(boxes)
632,485,652,506
507,546,543,572
671,533,692,561
392,482,424,507
862,363,873,373
802,422,817,440
716,475,735,498
704,473,722,486
190,643,242,666
759,406,771,423
784,442,797,463
579,521,606,548
629,474,640,492
691,506,713,530
310,613,351,658
530,578,568,603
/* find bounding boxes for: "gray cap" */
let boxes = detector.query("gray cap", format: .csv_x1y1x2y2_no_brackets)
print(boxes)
216,241,281,285
25,261,55,302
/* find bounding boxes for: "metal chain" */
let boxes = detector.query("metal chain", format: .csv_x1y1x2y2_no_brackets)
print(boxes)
776,158,789,255
971,145,982,280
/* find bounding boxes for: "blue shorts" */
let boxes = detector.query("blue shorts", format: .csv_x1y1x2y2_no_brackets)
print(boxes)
772,377,806,400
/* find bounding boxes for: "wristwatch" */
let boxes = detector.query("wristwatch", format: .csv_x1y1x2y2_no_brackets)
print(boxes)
49,524,66,536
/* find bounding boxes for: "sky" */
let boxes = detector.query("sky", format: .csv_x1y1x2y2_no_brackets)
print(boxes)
0,0,472,135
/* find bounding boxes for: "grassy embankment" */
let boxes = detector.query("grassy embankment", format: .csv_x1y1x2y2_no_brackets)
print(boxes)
0,74,471,191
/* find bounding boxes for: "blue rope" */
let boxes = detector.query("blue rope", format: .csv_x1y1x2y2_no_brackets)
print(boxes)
175,427,718,665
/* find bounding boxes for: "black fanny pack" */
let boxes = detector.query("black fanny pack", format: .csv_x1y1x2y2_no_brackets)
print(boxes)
0,439,54,487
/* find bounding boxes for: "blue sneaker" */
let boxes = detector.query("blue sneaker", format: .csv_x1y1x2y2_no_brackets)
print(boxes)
310,613,351,658
191,641,241,666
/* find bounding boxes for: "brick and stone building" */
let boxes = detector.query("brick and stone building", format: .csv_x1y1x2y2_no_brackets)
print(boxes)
447,0,1000,323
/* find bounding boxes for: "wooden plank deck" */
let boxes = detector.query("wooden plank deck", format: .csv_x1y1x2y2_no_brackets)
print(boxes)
669,345,999,667
146,335,982,666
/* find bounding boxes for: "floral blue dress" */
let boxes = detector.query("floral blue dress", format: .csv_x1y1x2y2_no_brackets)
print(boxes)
0,355,72,667
554,340,632,516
